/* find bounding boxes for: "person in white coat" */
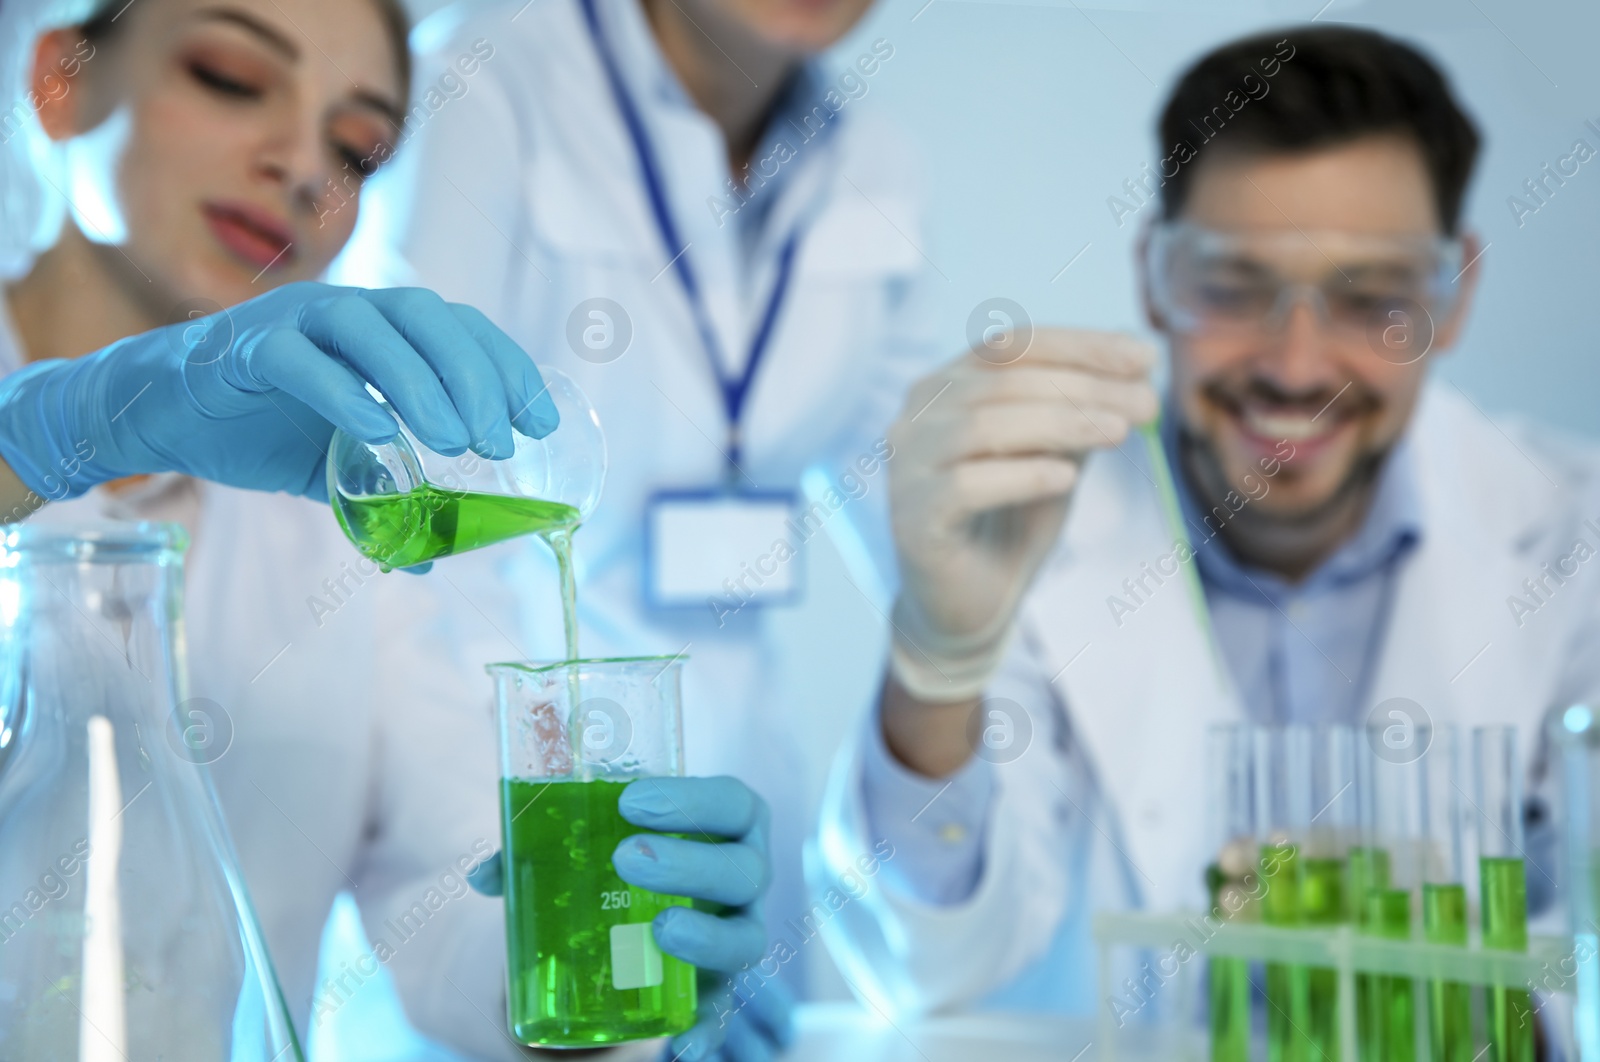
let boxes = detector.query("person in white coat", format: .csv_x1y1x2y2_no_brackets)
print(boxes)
814,25,1596,1019
0,0,779,1059
333,0,944,1009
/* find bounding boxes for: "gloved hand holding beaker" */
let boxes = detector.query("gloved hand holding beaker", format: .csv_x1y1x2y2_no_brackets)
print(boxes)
0,281,558,505
470,775,792,1062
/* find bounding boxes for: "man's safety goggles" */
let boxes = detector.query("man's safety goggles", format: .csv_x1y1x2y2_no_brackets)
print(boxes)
1146,223,1467,345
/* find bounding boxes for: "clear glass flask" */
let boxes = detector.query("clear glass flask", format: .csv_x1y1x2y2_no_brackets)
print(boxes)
0,523,303,1061
327,367,607,571
488,656,695,1048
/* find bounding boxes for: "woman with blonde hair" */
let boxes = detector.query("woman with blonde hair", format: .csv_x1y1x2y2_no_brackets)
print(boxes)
0,0,775,1056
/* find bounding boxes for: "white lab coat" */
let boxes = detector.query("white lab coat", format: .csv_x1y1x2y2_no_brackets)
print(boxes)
814,382,1600,1015
334,0,938,1036
0,298,537,1052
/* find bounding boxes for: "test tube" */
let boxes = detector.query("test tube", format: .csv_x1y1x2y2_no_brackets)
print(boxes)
1419,725,1471,1062
1474,725,1534,1062
1554,704,1600,1062
1206,724,1253,1062
1255,725,1314,1062
1352,727,1394,1056
1361,731,1423,1062
1304,726,1356,1060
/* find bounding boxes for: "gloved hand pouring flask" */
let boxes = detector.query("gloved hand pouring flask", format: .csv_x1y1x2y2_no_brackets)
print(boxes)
326,368,605,573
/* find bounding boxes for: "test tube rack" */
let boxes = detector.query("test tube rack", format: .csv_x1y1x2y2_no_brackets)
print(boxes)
1093,910,1574,1062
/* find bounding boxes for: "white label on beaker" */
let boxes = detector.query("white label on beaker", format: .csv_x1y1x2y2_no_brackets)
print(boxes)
610,923,664,990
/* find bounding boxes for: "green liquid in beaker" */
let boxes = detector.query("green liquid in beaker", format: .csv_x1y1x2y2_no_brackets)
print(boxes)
501,778,696,1047
1361,888,1416,1062
1422,882,1471,1062
1479,856,1533,1062
334,486,580,572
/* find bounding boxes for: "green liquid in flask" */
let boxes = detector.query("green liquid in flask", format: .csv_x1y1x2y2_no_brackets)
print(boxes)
1422,882,1471,1062
334,486,580,573
1480,856,1534,1062
501,778,696,1047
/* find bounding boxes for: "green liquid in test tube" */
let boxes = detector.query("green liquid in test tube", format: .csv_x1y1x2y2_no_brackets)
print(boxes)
1357,719,1434,1062
1347,844,1391,1048
1421,883,1470,1061
1418,725,1471,1062
1474,727,1534,1062
1261,840,1313,1062
1479,856,1533,1062
1301,727,1356,1062
1206,863,1252,1062
1256,726,1317,1062
1362,889,1417,1062
1206,725,1254,1062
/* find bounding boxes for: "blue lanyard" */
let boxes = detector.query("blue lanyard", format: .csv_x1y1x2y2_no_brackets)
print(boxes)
579,0,802,474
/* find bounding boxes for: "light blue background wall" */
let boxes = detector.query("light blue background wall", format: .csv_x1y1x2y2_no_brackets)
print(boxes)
832,0,1600,438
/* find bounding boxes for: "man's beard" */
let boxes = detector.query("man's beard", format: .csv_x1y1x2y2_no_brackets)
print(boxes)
1177,423,1390,575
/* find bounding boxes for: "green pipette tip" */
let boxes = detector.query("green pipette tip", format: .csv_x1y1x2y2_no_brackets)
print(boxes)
1136,415,1229,688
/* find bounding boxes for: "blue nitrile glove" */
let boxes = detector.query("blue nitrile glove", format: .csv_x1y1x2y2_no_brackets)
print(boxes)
469,776,796,1062
0,282,558,503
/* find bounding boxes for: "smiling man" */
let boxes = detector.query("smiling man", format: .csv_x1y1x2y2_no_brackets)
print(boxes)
812,25,1599,1018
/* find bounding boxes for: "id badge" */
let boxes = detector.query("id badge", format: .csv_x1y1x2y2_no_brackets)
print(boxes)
645,490,802,609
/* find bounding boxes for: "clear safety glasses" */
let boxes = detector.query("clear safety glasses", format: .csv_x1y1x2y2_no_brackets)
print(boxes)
1146,223,1466,344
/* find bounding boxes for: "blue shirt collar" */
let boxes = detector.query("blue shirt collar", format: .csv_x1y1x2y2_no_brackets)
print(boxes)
1160,404,1423,597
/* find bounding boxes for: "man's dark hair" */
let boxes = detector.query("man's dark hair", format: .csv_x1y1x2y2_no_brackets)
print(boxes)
1158,26,1481,234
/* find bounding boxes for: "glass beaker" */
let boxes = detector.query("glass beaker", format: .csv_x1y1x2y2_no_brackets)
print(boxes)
488,656,695,1048
327,367,606,571
0,523,303,1061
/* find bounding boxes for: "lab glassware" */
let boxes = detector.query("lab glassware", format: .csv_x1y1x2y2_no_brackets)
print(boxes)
327,367,606,573
489,656,695,1048
1419,725,1472,1062
1358,730,1425,1062
1304,726,1355,1060
1206,724,1254,1062
1474,725,1534,1062
1256,725,1316,1062
1554,703,1600,1062
0,523,303,1061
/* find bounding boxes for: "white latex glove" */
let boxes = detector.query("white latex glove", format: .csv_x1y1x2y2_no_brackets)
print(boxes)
886,328,1158,702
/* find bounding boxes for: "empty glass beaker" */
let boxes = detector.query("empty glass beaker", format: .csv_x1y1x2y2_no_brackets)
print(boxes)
0,523,303,1061
327,367,606,571
489,656,695,1048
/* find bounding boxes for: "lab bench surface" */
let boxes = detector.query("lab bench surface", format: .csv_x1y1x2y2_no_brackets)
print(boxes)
784,1004,1101,1061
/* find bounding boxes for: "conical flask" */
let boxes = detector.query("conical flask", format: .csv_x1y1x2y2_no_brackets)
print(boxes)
0,523,303,1061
